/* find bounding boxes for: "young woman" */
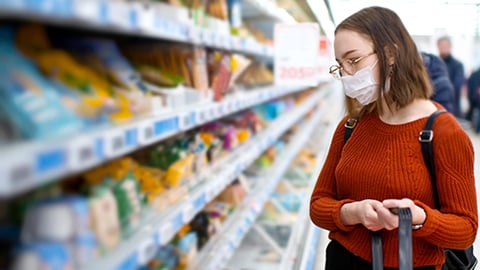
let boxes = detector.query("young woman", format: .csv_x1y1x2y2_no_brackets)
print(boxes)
309,6,477,270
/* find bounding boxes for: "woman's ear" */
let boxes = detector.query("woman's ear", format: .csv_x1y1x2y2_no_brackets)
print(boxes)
384,45,397,65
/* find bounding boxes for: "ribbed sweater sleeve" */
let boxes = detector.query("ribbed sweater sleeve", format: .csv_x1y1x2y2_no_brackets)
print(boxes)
309,116,355,232
413,115,478,249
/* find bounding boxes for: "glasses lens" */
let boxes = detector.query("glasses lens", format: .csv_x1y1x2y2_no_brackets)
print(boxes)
329,65,341,79
342,61,354,75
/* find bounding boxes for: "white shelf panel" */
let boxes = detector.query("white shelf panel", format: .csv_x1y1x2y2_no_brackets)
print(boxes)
189,93,329,270
0,85,310,198
78,88,328,270
281,88,344,270
225,83,343,270
0,0,273,58
242,0,296,24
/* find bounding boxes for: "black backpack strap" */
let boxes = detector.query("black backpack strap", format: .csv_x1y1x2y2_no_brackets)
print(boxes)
344,118,358,144
418,109,447,209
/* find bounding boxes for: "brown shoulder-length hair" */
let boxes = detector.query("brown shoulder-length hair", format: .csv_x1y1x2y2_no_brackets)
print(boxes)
336,6,432,119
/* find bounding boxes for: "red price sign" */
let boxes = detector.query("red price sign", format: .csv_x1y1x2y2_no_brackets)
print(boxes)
274,23,320,86
279,66,316,80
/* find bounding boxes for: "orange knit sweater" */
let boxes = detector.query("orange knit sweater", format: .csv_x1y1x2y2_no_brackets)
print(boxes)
310,110,477,269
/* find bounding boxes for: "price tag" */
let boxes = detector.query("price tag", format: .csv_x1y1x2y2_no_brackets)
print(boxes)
106,1,132,29
125,128,138,148
35,148,66,175
188,26,202,44
274,23,320,86
34,0,72,17
104,130,125,158
2,156,33,196
138,121,154,146
179,111,196,130
136,237,157,265
194,193,207,212
201,30,214,46
67,136,96,171
135,3,155,32
182,204,195,223
154,117,179,138
158,223,173,246
197,108,207,123
217,103,225,116
208,106,217,119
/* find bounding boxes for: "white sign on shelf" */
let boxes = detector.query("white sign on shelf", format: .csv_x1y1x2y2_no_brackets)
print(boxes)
274,23,320,86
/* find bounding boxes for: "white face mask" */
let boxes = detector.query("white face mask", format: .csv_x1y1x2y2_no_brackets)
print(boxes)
340,60,379,105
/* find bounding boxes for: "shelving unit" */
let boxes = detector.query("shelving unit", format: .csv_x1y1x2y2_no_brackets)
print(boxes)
0,84,311,198
79,89,329,270
223,84,343,270
0,0,278,57
0,1,337,270
187,89,332,270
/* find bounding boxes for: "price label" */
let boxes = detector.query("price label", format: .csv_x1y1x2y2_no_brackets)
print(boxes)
197,109,207,123
274,23,320,86
104,130,125,158
188,26,202,44
179,112,196,130
138,121,154,145
208,106,217,119
158,223,173,246
66,136,96,171
278,66,317,81
35,148,66,175
136,237,157,265
125,128,138,148
106,1,132,29
136,4,155,32
7,162,33,194
194,193,207,211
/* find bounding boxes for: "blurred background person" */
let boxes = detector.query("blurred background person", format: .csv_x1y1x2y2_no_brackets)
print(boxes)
437,36,465,118
421,51,455,113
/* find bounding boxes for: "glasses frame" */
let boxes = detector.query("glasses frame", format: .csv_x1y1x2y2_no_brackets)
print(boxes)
329,52,376,79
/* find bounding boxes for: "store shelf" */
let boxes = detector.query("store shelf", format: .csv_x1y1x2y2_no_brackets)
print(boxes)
225,83,343,270
188,92,329,270
77,88,329,270
282,87,343,270
0,0,273,57
0,84,312,198
242,0,296,23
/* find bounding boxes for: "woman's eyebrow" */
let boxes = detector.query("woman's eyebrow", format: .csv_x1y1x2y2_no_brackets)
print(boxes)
335,49,358,62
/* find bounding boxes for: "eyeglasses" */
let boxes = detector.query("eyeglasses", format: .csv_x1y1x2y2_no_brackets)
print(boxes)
329,52,376,79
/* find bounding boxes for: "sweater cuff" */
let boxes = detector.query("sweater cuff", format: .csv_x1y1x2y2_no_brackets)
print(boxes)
332,199,356,232
412,200,440,238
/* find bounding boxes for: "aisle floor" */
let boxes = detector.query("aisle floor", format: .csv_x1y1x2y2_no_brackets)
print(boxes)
315,120,480,269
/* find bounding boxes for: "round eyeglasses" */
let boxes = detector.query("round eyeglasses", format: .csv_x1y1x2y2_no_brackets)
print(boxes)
329,52,376,79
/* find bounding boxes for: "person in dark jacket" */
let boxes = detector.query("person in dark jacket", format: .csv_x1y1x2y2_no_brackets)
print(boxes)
437,36,465,118
467,68,480,131
421,51,455,113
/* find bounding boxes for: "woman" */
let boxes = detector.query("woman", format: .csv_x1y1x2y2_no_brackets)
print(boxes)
309,6,477,270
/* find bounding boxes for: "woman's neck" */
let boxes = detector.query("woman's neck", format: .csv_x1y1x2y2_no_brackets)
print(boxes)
378,99,438,125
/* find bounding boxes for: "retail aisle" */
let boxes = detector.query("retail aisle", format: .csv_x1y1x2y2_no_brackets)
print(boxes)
313,120,480,269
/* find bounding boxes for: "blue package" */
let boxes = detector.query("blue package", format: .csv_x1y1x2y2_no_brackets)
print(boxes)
12,242,72,270
51,37,148,93
0,27,84,140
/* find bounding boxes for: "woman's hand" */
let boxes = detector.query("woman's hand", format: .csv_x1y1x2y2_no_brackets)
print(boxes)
381,198,426,230
340,199,386,231
340,198,426,231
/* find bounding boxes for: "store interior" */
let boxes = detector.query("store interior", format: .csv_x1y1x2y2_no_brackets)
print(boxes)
0,1,479,270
